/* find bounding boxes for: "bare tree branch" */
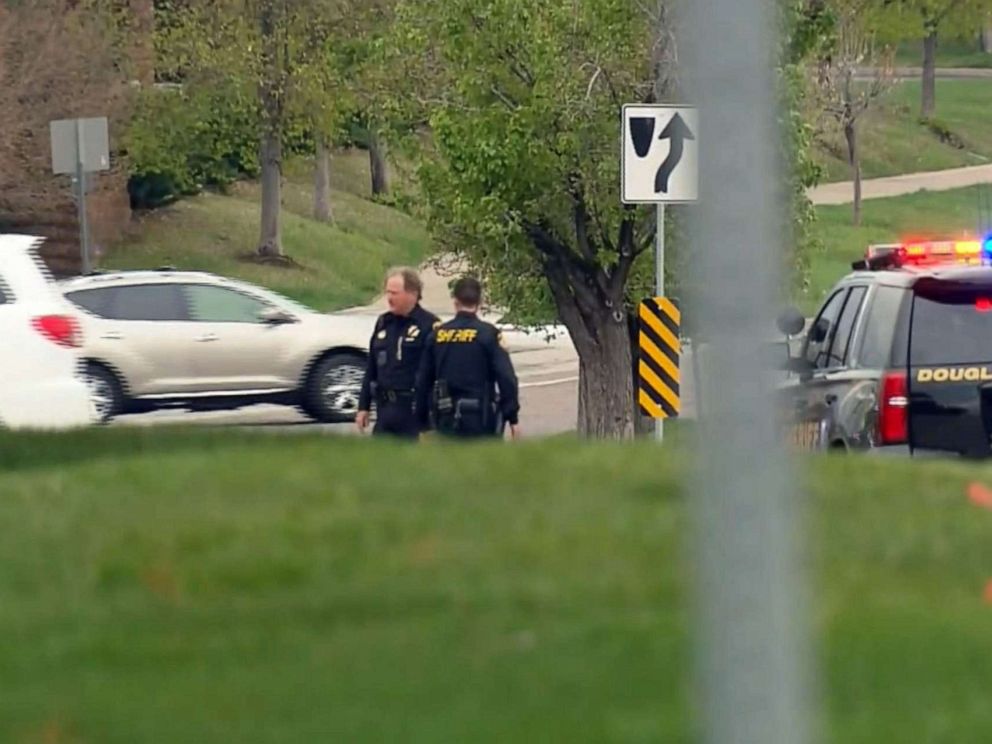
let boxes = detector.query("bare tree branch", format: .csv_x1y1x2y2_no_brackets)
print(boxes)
584,66,602,100
489,84,519,110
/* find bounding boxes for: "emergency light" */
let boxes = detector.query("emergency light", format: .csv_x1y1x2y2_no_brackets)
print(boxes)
855,238,991,271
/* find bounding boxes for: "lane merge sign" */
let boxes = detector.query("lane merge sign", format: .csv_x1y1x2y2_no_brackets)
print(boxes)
621,105,698,204
638,297,681,419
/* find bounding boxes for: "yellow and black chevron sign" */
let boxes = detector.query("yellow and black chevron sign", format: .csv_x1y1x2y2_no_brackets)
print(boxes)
638,297,681,419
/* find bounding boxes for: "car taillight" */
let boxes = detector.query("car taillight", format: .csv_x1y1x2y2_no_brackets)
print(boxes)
878,371,908,444
31,314,81,348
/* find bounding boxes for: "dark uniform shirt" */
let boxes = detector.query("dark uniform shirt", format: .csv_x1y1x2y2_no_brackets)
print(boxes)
415,311,520,433
358,304,440,412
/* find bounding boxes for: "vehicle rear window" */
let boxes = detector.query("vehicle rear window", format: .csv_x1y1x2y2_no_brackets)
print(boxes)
66,288,113,316
857,285,906,369
67,284,187,321
910,281,992,365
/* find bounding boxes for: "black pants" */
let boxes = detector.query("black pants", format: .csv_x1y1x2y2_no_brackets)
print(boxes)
436,401,501,439
373,399,420,439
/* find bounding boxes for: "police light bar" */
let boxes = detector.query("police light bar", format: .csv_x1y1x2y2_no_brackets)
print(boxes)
853,238,992,271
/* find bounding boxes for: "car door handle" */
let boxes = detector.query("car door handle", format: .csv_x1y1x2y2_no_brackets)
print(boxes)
101,332,123,340
196,333,219,342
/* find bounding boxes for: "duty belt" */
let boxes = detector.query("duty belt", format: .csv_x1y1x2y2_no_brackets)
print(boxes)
379,389,414,403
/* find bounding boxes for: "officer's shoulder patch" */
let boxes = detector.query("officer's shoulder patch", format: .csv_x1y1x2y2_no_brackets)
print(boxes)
377,329,387,340
497,331,508,350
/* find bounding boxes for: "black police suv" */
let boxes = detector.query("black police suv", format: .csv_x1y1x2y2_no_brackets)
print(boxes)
778,239,992,457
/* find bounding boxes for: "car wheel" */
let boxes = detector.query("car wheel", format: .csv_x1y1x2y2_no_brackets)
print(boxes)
303,353,366,423
84,362,124,424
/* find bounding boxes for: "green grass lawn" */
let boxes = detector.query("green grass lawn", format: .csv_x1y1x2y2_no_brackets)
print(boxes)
895,38,992,69
100,149,431,311
816,80,992,183
805,185,992,312
4,429,992,741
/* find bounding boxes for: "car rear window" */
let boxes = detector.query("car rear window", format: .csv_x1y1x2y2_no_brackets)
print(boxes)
66,288,113,316
910,280,992,365
67,284,187,321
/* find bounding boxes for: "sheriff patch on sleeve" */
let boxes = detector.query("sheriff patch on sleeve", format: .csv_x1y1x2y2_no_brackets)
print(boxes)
497,332,508,350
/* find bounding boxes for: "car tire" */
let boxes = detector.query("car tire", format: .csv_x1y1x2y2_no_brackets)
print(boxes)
84,362,124,424
302,352,366,423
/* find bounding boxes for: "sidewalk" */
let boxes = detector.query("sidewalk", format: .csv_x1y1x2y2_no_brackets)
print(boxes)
854,66,992,81
808,163,992,206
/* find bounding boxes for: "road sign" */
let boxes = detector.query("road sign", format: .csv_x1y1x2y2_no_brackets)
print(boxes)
50,117,110,275
638,297,681,419
621,105,698,204
50,118,110,175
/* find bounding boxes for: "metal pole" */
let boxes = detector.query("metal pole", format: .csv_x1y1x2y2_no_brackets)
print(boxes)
655,202,665,442
75,120,91,275
683,0,813,741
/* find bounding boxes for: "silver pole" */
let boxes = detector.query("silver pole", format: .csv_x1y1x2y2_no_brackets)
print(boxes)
75,120,91,275
683,0,813,742
655,202,665,442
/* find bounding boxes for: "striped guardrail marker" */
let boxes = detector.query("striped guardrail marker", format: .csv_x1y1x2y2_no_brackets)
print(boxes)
638,297,681,419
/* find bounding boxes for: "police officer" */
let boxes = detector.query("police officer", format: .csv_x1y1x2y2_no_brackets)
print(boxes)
415,277,520,439
356,267,440,438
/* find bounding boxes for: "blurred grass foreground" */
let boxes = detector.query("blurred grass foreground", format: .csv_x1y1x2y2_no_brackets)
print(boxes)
3,430,992,742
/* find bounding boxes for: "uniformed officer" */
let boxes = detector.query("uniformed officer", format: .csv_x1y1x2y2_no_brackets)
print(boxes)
415,277,520,439
356,267,440,438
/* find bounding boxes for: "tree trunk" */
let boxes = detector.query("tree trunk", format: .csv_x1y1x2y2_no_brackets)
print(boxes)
560,305,636,439
258,131,283,257
313,134,333,222
981,25,992,54
368,129,390,197
844,120,861,227
921,29,937,119
575,319,636,439
129,0,155,85
256,0,283,257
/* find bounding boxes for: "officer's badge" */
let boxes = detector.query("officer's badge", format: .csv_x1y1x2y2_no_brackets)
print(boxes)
377,329,387,340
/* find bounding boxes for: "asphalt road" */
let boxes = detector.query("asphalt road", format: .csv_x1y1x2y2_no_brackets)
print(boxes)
114,325,586,437
112,337,730,437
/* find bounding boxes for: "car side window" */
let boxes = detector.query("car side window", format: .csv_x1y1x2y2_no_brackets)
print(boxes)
96,285,188,321
184,285,270,323
824,286,867,368
66,287,115,317
805,289,847,368
856,286,906,369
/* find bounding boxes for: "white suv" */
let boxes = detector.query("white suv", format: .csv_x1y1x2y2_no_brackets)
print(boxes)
61,269,372,423
0,235,93,430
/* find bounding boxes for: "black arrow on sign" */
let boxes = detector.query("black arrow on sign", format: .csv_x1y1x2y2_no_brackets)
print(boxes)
654,113,694,194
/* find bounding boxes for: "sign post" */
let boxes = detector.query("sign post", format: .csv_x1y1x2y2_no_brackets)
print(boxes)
50,117,110,275
622,104,698,441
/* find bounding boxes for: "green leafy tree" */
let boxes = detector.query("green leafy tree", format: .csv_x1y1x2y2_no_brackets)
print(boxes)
387,0,822,437
814,0,896,225
881,0,986,117
157,0,343,257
